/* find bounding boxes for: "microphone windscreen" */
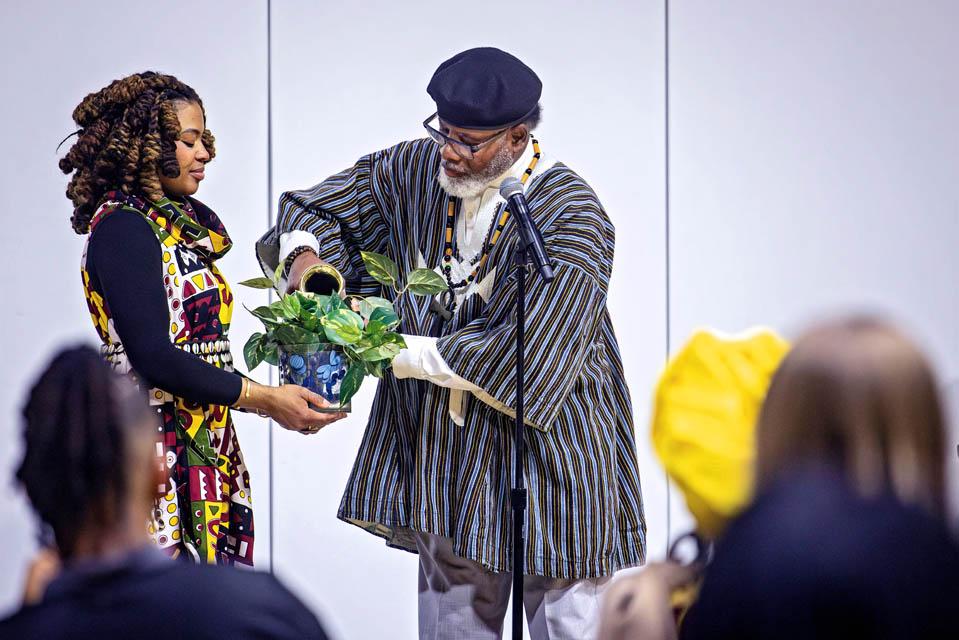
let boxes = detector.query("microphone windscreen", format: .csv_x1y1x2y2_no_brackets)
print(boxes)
499,177,524,199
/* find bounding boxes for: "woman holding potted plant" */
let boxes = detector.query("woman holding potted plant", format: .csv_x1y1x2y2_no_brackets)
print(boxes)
60,72,345,567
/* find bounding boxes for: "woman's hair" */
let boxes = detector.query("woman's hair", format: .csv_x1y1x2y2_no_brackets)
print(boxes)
58,71,215,234
756,316,947,514
16,346,154,558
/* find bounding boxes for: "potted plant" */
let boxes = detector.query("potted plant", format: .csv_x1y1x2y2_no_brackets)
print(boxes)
239,251,447,410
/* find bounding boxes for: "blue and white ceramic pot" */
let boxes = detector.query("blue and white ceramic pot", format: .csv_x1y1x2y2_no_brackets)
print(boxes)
278,344,351,413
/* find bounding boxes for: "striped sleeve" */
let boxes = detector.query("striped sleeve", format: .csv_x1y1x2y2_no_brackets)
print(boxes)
273,146,399,296
435,203,614,432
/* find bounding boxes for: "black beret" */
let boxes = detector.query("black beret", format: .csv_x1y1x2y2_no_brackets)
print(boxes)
427,47,542,130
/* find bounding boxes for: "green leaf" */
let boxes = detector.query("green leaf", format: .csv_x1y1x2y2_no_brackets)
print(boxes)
343,345,363,363
369,306,400,329
364,360,386,378
317,294,344,315
269,299,294,320
280,294,302,319
246,304,283,328
359,342,402,362
321,308,365,345
295,294,319,327
357,299,374,319
358,296,394,320
366,296,394,309
295,290,317,305
386,332,407,350
271,325,301,344
364,319,388,341
406,268,449,296
244,333,266,370
274,262,286,284
338,364,365,407
238,277,277,290
262,341,280,366
272,325,325,353
360,251,399,289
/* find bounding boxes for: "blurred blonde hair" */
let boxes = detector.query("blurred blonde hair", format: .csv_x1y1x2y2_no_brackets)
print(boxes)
756,316,946,514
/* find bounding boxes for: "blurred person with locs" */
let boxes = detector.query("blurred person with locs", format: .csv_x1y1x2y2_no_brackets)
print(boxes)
0,346,328,639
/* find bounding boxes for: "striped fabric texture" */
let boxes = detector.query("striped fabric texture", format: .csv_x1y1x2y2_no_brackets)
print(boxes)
265,138,646,579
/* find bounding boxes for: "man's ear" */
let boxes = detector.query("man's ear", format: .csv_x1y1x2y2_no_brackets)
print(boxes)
510,124,529,148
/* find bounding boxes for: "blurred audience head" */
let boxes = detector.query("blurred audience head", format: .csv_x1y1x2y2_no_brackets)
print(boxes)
16,346,159,559
651,327,790,539
756,316,946,515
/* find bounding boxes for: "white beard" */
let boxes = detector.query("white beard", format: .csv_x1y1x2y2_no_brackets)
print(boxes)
437,170,488,199
437,142,516,199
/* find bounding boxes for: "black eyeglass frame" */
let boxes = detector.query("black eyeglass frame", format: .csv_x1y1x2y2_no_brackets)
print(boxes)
422,113,511,160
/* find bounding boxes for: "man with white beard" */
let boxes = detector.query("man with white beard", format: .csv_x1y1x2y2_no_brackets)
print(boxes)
257,47,647,640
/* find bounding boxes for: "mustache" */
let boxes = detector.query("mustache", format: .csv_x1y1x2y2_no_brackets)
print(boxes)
441,161,467,174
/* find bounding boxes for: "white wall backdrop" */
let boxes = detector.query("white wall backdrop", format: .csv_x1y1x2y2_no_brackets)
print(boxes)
0,1,956,639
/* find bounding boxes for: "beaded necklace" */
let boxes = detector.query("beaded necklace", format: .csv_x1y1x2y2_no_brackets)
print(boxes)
440,138,542,297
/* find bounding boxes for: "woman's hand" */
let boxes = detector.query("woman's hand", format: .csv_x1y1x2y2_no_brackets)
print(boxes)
262,384,347,434
237,381,347,434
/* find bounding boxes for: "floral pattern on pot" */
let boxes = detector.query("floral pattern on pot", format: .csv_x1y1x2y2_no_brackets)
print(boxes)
279,345,351,412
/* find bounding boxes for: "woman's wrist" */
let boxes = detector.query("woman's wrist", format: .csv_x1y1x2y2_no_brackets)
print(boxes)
234,379,272,416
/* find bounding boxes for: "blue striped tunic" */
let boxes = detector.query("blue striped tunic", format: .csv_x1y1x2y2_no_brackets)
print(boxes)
261,138,646,578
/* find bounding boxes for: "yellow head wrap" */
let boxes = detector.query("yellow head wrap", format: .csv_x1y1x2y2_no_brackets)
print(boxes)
651,328,790,539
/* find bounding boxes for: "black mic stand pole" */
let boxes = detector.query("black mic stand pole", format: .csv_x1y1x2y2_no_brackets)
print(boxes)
510,207,553,640
510,237,529,640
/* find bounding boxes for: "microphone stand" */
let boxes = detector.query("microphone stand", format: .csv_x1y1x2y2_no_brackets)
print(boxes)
509,200,553,640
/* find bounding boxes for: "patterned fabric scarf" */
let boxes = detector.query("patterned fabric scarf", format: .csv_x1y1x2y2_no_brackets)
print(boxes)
90,190,233,261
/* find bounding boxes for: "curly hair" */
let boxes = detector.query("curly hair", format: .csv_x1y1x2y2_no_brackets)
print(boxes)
17,346,154,557
59,71,216,234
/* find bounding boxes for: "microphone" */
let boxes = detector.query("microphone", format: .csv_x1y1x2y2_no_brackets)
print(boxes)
499,177,554,282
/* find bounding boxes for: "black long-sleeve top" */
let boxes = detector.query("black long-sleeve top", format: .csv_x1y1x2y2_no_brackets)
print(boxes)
86,210,242,406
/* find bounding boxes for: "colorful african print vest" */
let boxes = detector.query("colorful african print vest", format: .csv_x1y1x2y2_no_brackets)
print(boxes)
80,191,254,566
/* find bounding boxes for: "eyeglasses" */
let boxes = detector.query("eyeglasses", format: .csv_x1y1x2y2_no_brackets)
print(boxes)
422,113,510,160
